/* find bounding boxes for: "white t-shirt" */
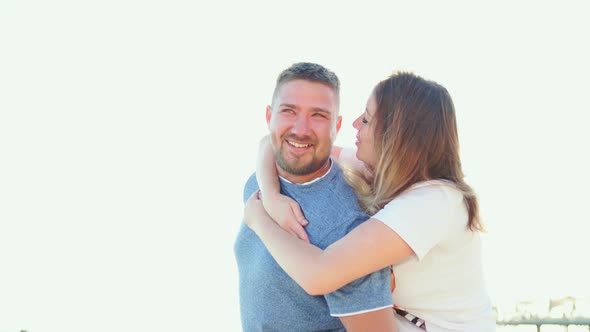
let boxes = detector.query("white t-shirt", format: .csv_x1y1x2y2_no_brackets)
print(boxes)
373,180,496,332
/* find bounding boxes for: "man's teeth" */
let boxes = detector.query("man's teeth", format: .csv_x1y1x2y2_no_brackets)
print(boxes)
288,141,312,148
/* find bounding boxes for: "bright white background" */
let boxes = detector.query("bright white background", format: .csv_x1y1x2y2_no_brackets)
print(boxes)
1,1,589,331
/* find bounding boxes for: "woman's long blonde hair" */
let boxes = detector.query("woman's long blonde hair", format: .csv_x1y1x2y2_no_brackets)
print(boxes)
346,71,484,231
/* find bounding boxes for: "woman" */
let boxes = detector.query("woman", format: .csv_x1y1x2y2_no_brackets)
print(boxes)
245,71,496,331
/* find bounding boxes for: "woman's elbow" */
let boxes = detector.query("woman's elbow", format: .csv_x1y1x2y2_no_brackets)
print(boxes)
302,284,325,296
299,275,340,296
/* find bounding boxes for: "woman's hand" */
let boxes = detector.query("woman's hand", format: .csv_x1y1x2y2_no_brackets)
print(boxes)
244,190,273,233
244,190,310,243
262,192,309,243
254,135,310,242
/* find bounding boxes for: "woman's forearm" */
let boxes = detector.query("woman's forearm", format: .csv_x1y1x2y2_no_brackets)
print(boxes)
252,215,334,295
250,214,413,295
256,136,280,199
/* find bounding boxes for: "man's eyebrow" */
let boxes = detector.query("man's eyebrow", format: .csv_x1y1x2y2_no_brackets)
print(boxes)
279,104,332,115
279,103,299,109
311,107,331,114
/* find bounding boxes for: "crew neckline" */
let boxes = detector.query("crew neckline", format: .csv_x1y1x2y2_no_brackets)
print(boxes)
279,159,334,186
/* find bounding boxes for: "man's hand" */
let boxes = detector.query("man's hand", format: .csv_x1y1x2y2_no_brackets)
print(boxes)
261,192,310,243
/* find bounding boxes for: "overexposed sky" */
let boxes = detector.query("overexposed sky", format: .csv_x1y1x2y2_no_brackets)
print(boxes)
1,1,589,331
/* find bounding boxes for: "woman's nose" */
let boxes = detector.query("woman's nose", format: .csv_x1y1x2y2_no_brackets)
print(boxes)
352,115,361,130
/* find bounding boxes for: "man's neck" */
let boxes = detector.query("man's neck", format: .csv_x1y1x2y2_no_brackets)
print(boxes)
278,159,332,184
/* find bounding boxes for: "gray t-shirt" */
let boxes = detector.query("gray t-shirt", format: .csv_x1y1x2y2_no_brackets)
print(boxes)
234,162,392,332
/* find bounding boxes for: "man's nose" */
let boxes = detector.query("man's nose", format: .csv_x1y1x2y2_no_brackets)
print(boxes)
291,115,311,135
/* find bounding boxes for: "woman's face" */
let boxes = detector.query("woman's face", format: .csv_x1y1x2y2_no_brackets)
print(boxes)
352,92,378,168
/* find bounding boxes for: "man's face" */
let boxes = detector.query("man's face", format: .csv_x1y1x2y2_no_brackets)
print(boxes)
266,79,342,183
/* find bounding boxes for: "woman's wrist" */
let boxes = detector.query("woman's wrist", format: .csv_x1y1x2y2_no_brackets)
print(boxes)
251,213,275,237
261,189,281,205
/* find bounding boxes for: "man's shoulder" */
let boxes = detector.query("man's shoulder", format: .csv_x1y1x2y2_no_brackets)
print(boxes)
325,166,362,205
242,172,259,204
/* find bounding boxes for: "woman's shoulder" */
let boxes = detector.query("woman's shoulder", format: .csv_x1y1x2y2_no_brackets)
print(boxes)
380,179,464,214
373,179,469,259
404,179,461,200
407,179,456,191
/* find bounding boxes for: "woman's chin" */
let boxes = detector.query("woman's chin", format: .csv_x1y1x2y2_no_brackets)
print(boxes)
355,153,372,169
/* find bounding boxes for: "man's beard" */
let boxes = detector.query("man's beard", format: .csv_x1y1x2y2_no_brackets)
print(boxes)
274,148,328,176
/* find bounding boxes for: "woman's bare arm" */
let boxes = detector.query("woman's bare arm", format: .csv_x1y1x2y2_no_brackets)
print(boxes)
331,146,343,160
256,137,358,242
256,136,280,201
244,191,414,295
255,136,309,241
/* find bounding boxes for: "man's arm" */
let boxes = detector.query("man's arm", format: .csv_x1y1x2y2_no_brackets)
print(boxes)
339,308,397,332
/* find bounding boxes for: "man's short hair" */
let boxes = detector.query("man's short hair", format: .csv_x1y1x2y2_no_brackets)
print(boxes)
271,62,340,106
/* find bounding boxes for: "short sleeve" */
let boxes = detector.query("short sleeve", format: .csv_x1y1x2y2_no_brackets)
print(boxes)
372,182,465,260
242,173,258,204
324,266,393,316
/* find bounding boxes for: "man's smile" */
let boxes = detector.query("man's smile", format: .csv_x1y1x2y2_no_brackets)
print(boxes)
287,140,313,149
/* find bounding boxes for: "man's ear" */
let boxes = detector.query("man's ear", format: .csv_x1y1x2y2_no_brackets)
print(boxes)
266,105,272,128
335,115,342,133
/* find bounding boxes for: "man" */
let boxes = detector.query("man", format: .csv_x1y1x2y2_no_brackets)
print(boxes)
234,63,394,331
